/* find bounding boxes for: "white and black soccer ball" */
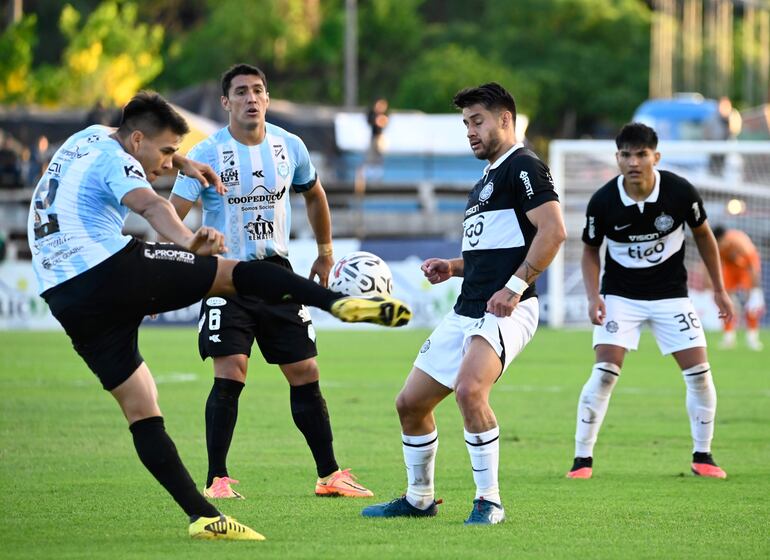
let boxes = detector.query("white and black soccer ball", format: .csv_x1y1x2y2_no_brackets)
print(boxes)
329,251,393,296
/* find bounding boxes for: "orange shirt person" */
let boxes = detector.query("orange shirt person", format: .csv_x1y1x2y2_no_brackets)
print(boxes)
713,226,765,350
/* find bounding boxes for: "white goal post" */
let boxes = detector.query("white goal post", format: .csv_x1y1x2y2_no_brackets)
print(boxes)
548,139,770,328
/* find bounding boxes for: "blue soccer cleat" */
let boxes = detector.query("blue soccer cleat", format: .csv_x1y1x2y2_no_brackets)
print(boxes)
361,495,441,518
464,498,506,525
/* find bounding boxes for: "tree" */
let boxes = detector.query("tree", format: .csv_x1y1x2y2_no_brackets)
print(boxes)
393,44,539,116
480,0,651,136
35,1,164,107
0,15,37,103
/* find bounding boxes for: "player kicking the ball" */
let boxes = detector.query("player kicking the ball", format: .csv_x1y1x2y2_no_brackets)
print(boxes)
567,123,733,481
27,91,410,541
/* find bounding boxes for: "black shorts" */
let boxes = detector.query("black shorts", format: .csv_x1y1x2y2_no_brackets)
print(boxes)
198,256,317,365
43,239,218,391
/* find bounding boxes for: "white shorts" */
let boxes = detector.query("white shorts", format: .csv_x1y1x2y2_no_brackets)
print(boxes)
593,295,707,355
414,297,539,389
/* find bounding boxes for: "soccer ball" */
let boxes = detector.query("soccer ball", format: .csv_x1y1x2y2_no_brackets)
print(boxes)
329,251,393,296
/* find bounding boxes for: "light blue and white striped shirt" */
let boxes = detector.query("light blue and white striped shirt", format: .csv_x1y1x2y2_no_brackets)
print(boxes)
27,125,153,294
172,124,316,261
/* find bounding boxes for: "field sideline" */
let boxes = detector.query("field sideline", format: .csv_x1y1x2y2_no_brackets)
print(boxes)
1,327,768,559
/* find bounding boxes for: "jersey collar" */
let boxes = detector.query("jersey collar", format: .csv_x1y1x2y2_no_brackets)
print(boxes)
483,142,525,175
616,169,660,210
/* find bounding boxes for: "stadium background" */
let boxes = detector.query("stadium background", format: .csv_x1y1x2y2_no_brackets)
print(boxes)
1,1,769,558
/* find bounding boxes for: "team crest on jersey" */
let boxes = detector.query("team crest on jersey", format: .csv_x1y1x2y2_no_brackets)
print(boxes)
222,150,236,167
479,181,494,202
277,161,290,178
420,339,431,353
606,320,619,334
654,213,674,233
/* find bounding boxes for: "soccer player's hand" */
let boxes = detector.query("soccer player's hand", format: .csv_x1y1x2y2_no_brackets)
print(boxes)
187,226,228,256
486,288,521,317
746,287,766,315
421,258,452,284
177,158,227,195
309,254,334,287
713,289,735,324
587,295,606,325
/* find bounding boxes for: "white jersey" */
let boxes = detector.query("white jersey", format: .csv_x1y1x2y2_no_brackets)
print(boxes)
171,124,317,261
27,125,153,294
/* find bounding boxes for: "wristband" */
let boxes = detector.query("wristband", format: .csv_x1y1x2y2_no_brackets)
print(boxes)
317,243,333,257
505,275,528,295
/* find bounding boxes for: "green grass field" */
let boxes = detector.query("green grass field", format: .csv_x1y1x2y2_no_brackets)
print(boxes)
1,327,768,559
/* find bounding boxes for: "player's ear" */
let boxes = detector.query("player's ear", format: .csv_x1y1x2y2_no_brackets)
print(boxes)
653,151,661,165
221,95,231,112
129,129,145,152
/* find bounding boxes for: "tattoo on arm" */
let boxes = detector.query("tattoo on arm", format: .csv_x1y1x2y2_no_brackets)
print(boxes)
523,260,543,283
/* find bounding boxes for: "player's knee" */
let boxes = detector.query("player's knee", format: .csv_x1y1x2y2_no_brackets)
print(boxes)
682,363,712,390
454,382,486,411
594,362,621,387
395,390,427,421
283,361,319,385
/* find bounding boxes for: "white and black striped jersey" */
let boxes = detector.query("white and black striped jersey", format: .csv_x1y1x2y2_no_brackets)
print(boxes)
455,143,559,318
582,169,706,300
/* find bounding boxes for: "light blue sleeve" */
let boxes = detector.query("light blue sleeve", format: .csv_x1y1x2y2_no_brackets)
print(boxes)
171,143,209,202
105,152,152,203
290,136,317,192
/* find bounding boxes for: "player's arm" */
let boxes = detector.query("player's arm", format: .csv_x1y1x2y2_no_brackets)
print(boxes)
302,178,334,287
582,244,605,325
171,153,226,194
122,188,226,256
691,221,734,322
421,257,464,284
487,201,567,317
169,193,195,222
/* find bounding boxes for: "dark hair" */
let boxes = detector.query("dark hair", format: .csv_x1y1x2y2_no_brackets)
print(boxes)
221,64,267,97
117,91,189,137
453,82,516,124
712,225,726,240
615,122,658,150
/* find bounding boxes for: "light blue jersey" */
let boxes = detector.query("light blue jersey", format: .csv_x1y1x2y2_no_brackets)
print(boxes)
172,124,316,261
27,125,153,294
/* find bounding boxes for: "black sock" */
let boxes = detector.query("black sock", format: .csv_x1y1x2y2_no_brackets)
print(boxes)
232,260,340,311
205,378,245,487
571,456,593,470
129,416,219,519
693,451,716,465
290,381,339,478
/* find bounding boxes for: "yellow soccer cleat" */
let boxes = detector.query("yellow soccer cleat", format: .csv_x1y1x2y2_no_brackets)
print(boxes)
330,295,411,327
189,514,265,541
315,468,374,498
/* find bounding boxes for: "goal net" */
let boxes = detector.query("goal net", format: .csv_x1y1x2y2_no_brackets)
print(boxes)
547,139,770,329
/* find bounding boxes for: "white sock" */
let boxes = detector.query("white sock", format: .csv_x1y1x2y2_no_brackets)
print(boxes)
402,430,438,510
682,363,716,453
575,362,620,458
464,426,501,505
747,329,761,345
